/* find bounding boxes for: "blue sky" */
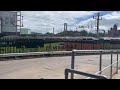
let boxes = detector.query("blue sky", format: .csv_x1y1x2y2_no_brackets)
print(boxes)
22,11,120,34
76,11,111,22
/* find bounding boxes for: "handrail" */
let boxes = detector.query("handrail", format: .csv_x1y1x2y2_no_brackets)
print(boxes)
65,68,107,79
96,59,120,74
86,59,120,79
69,49,120,79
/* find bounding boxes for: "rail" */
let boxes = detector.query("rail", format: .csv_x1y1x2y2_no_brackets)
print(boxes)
65,49,120,79
0,51,72,58
65,68,107,79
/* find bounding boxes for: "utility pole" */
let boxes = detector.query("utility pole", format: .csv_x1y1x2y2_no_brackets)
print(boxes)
93,12,102,38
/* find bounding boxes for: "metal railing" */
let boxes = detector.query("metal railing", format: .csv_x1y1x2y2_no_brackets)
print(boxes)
65,68,107,79
65,49,120,79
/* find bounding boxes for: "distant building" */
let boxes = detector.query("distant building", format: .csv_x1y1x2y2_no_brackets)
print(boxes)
108,24,120,37
20,28,31,35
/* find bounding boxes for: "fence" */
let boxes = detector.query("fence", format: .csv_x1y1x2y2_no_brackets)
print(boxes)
65,49,120,79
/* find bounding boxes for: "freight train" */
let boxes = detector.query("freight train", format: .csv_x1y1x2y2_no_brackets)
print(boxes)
63,37,120,50
0,36,120,53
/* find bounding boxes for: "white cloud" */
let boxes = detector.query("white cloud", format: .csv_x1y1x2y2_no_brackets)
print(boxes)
21,11,120,34
21,11,98,34
76,11,120,33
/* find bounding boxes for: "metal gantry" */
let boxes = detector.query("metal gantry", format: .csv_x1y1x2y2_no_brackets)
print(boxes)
17,11,23,35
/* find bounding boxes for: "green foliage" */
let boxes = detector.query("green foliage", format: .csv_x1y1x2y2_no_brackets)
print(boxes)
87,32,96,37
80,30,88,36
56,30,101,37
45,32,54,36
55,30,106,37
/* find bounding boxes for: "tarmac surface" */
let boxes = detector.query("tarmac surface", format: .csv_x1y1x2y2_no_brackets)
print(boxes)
0,54,120,79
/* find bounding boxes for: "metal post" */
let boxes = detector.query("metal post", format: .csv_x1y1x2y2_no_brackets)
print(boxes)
99,50,102,74
93,13,102,39
110,51,113,79
71,50,75,79
65,69,69,79
116,50,119,74
96,13,100,39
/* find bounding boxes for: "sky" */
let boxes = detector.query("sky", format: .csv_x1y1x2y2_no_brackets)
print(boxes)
21,11,120,34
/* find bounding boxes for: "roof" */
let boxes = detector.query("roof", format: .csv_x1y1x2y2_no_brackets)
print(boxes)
100,37,120,40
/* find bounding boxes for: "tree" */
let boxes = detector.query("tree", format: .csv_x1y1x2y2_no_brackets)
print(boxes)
99,33,105,37
45,32,54,36
88,32,96,37
80,30,88,36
